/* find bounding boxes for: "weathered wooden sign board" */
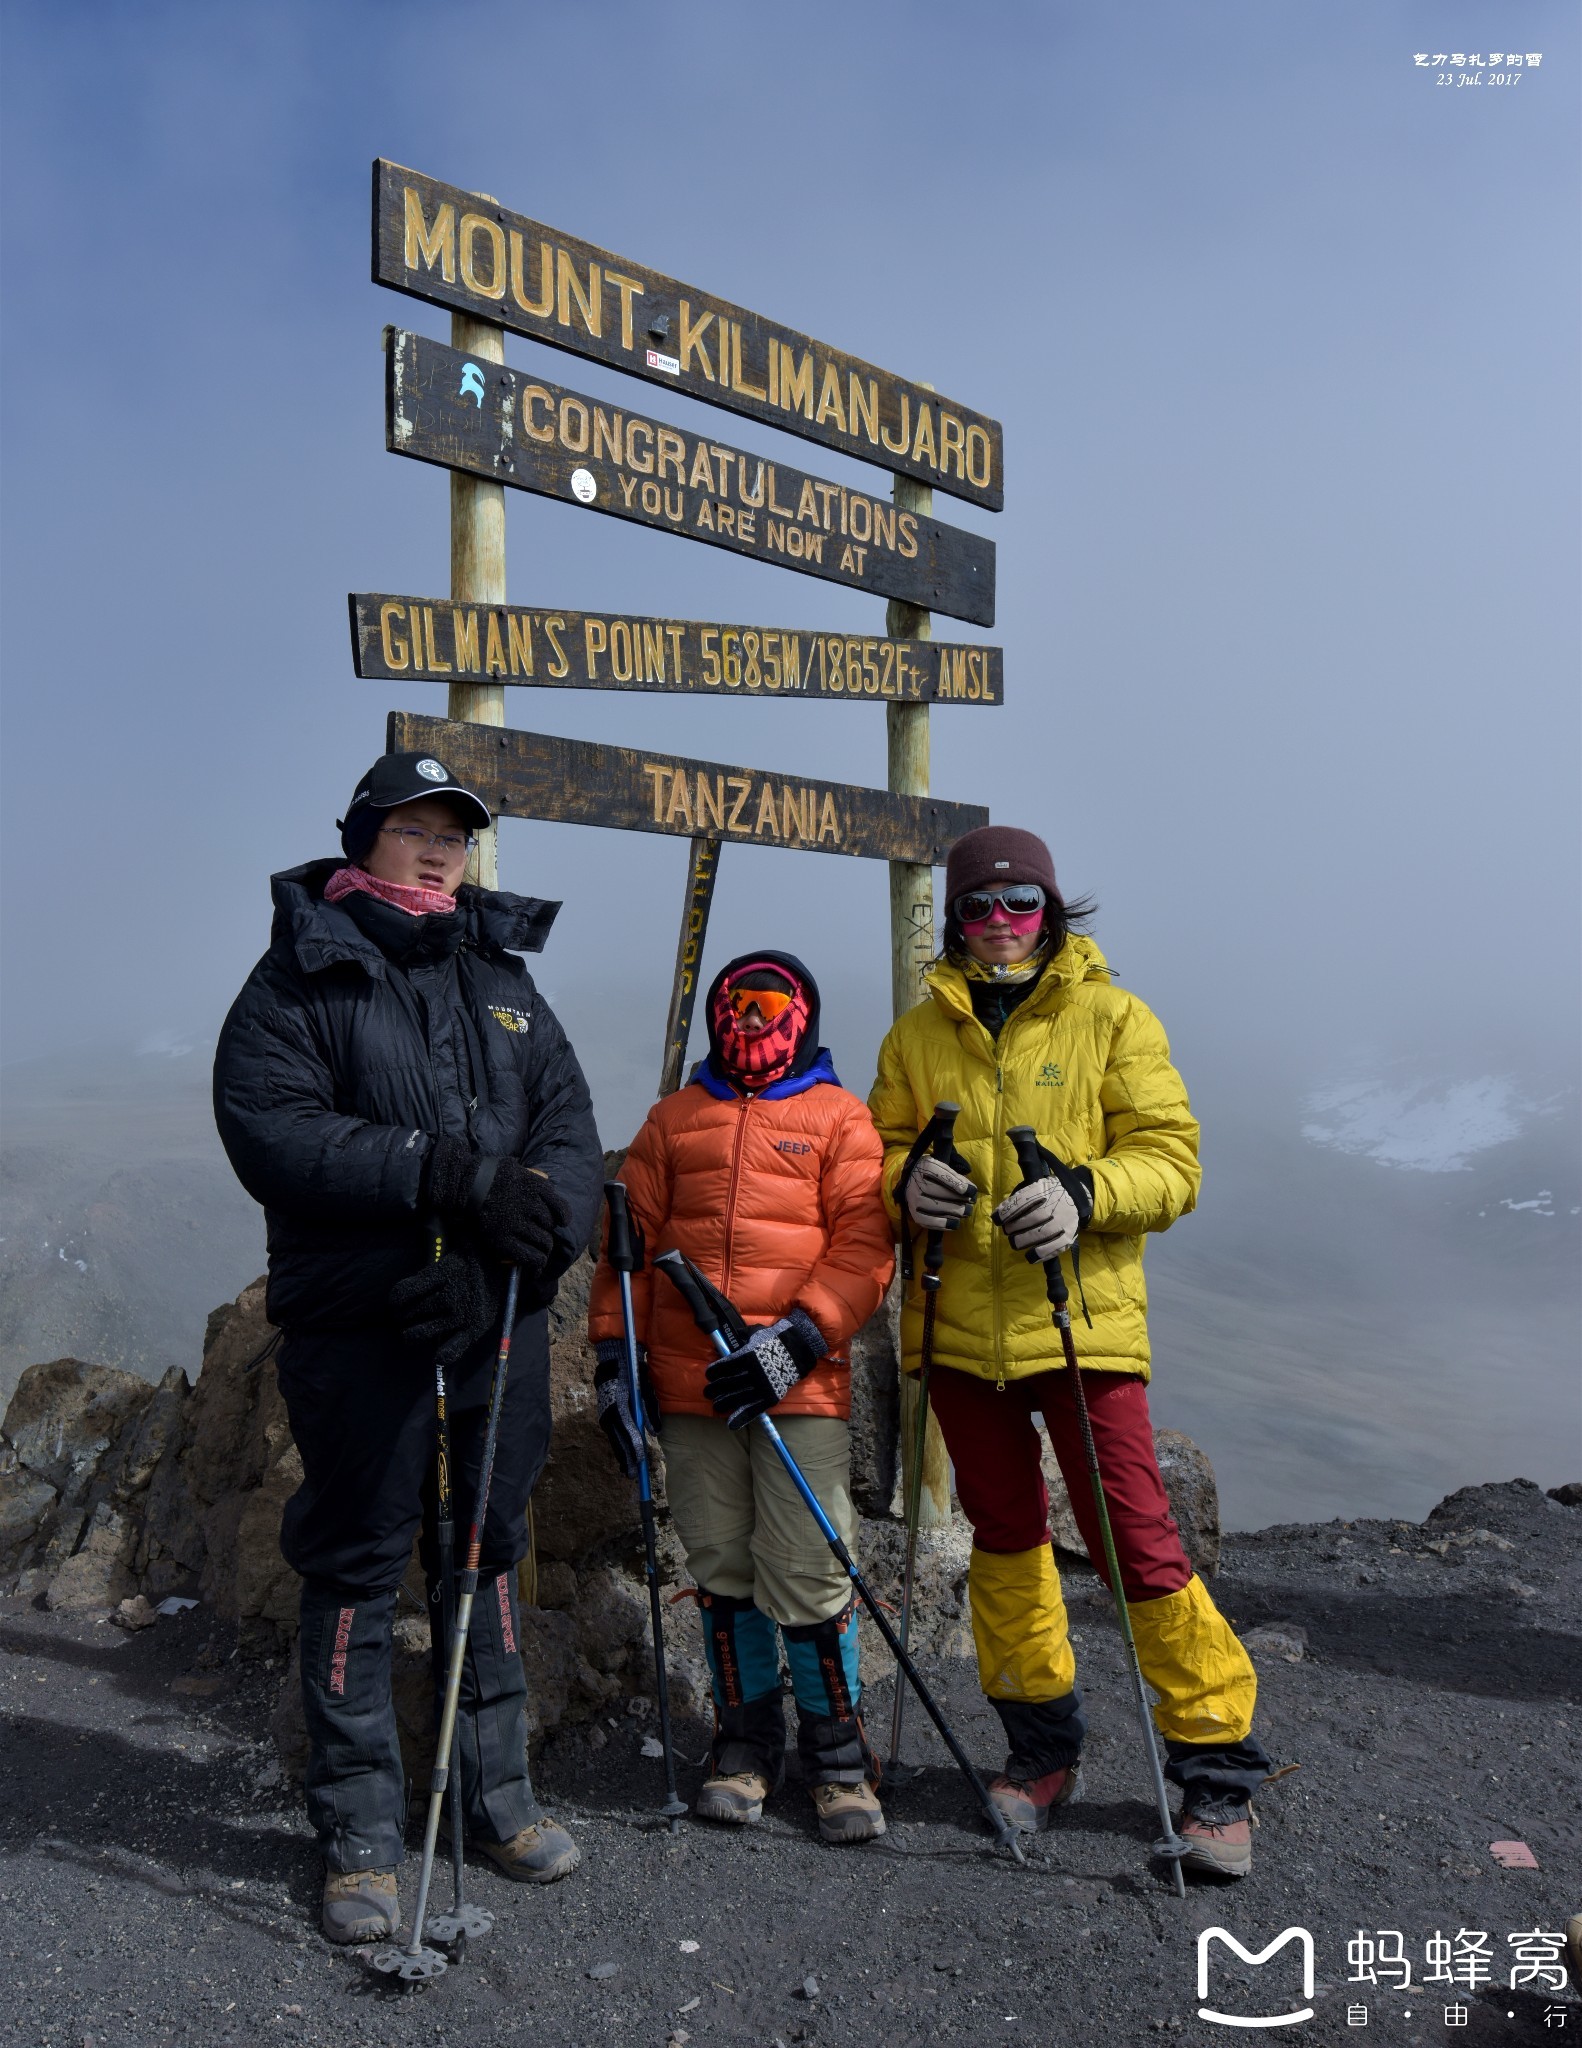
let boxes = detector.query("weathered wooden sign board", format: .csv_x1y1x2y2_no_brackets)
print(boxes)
373,161,1004,513
385,331,996,629
388,714,987,865
353,594,1002,705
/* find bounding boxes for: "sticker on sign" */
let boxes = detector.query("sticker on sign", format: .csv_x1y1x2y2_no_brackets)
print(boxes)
645,347,681,375
569,468,598,503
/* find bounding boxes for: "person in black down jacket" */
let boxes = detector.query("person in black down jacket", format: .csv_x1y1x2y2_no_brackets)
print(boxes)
214,750,602,1946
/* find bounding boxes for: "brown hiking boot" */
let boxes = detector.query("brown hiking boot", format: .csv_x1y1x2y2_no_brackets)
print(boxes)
321,1868,400,1944
1178,1792,1256,1880
472,1818,581,1884
987,1763,1080,1834
695,1768,775,1825
810,1780,886,1844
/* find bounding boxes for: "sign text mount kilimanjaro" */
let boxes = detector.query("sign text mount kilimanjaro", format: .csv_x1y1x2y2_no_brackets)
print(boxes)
373,161,1003,513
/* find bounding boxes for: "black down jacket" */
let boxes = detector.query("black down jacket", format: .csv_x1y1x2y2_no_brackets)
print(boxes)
213,860,603,1332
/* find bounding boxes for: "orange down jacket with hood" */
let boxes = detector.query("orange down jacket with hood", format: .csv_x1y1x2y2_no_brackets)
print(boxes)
586,954,895,1419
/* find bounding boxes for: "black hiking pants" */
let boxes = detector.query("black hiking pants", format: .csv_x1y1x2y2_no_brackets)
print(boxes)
278,1314,550,1872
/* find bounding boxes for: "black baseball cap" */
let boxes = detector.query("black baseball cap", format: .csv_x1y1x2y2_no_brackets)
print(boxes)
338,752,492,851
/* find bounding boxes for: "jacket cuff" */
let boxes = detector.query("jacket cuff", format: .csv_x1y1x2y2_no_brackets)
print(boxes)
787,1305,830,1361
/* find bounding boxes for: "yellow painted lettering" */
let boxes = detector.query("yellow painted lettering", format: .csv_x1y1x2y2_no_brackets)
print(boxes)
815,363,847,433
544,616,568,677
939,411,966,479
848,374,878,444
818,792,840,843
625,419,654,475
605,269,644,350
509,232,554,317
507,613,532,676
689,442,717,493
458,213,506,300
403,187,455,281
879,391,911,457
665,770,694,829
486,611,509,676
911,403,937,467
778,344,814,418
678,300,717,380
452,608,481,671
731,322,767,400
593,408,623,464
656,428,687,482
642,764,669,820
754,782,781,837
379,602,409,671
584,619,606,677
555,248,602,335
725,776,753,830
521,385,555,443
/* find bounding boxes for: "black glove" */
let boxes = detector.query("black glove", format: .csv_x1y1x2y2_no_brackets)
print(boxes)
388,1248,501,1369
427,1137,569,1277
592,1338,656,1479
703,1307,827,1430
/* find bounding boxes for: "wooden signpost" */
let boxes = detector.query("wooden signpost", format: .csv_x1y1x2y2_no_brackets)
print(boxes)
366,164,1000,1529
373,160,1004,512
386,330,996,628
352,594,1002,704
387,714,986,865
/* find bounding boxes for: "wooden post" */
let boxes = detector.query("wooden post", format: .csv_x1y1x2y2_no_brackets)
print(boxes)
885,424,952,1529
449,306,507,888
659,837,720,1096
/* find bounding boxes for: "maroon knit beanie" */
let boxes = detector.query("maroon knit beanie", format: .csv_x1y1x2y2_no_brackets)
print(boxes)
944,826,1060,911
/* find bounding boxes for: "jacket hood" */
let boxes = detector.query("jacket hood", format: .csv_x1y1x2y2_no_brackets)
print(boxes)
926,933,1113,1025
268,859,560,977
701,949,823,1088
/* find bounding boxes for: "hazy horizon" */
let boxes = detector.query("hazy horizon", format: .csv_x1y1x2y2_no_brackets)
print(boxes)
2,4,1577,1517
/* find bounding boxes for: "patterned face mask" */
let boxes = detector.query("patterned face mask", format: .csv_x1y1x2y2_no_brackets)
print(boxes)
711,963,810,1090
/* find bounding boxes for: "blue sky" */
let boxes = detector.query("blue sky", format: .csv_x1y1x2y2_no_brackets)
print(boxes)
2,0,1576,1143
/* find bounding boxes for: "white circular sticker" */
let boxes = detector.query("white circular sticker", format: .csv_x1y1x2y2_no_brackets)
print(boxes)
570,467,597,504
415,758,449,782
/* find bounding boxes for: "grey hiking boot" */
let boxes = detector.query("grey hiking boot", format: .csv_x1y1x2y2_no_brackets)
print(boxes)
810,1779,886,1844
473,1818,581,1884
321,1868,400,1944
695,1767,775,1825
1178,1791,1256,1880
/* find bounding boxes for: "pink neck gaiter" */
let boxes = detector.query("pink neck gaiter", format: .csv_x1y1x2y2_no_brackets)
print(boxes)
324,865,459,919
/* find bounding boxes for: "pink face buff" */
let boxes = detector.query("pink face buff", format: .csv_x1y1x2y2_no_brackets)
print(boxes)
957,903,1044,940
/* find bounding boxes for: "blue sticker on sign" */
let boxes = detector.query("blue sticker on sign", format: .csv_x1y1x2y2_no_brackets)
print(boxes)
459,363,486,407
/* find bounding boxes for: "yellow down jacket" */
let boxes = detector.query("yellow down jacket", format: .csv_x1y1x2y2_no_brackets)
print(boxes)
868,938,1200,1386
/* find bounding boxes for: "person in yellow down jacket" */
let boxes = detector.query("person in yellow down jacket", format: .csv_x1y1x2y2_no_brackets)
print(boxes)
869,825,1272,1879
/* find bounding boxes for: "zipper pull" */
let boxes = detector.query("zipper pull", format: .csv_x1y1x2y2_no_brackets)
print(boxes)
995,1369,1006,1393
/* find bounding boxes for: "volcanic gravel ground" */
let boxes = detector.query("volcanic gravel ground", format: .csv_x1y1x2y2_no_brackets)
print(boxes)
1,1482,1577,2048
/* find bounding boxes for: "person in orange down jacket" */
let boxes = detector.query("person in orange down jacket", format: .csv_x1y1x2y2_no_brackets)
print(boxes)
587,952,895,1845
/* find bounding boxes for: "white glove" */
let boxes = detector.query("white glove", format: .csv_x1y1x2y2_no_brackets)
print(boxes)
993,1176,1080,1261
904,1154,978,1231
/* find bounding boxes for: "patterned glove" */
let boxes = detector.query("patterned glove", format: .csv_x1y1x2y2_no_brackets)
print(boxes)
903,1153,978,1231
592,1338,655,1479
993,1175,1082,1262
703,1308,828,1430
388,1249,501,1369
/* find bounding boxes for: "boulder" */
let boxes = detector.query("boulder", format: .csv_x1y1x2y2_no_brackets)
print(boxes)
534,1253,647,1564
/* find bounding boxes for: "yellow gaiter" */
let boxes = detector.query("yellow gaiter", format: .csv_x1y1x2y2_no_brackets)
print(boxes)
967,1544,1076,1701
1127,1574,1257,1745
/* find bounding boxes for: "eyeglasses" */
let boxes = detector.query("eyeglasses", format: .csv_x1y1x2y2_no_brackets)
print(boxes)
726,985,795,1020
954,884,1046,925
380,826,476,857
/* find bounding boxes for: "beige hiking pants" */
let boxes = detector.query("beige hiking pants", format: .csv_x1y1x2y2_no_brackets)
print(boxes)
659,1412,857,1627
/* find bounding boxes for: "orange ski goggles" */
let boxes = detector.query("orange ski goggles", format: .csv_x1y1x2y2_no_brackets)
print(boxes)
726,984,795,1021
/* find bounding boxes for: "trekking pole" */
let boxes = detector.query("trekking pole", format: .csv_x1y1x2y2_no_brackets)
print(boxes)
421,1222,493,1953
654,1250,1026,1867
603,1181,688,1833
1004,1128,1189,1899
888,1101,961,1777
373,1265,522,1982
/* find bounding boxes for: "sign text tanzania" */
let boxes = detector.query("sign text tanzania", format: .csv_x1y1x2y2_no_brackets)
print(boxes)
352,596,1001,704
374,162,1003,513
387,714,988,866
386,332,995,628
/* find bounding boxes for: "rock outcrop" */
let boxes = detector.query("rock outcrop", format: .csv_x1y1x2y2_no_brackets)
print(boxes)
1,1259,1231,1774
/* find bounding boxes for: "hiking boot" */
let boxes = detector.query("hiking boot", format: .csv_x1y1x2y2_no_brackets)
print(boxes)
987,1763,1080,1834
810,1780,886,1844
695,1768,775,1825
1178,1791,1255,1880
472,1819,581,1884
321,1868,400,1944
